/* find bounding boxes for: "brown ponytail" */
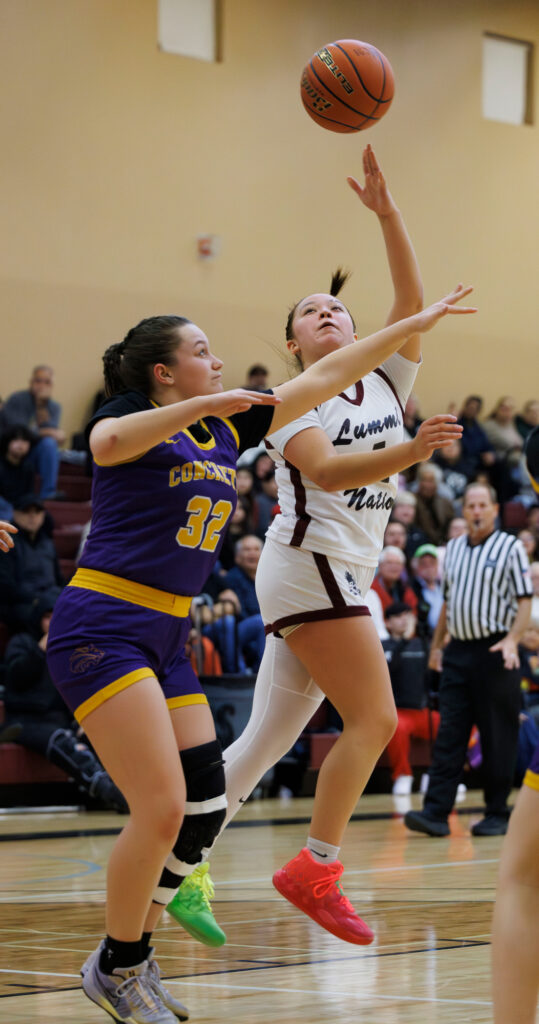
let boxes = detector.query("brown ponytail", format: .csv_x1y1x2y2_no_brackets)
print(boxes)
102,315,192,397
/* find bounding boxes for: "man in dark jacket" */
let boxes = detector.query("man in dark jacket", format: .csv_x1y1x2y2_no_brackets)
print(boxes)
219,534,266,672
0,494,64,629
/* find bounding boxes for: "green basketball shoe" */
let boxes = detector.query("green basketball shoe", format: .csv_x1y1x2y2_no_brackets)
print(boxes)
166,863,226,947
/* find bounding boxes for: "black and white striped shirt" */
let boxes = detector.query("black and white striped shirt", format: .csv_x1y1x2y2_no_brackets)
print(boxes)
443,530,532,641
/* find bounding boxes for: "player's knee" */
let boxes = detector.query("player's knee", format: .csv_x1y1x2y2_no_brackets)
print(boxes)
133,783,185,846
172,739,227,865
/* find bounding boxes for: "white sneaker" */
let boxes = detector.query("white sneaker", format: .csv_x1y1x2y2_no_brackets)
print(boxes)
81,944,177,1023
392,775,413,795
147,952,189,1020
392,794,412,814
420,772,430,795
456,783,467,803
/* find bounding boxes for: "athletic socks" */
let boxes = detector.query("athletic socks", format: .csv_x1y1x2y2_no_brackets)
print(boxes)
306,836,340,865
99,936,144,973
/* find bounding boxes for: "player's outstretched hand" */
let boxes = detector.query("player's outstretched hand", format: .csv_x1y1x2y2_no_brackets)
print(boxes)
411,415,463,461
205,389,281,418
346,144,397,217
0,521,17,552
413,284,477,333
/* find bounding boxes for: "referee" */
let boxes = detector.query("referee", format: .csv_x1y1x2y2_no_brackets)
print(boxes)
404,481,532,837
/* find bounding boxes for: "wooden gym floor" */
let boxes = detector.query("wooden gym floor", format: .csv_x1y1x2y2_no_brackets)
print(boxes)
0,790,507,1023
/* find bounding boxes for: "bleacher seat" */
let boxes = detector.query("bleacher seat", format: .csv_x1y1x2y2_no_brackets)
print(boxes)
53,526,84,559
56,475,92,502
44,500,91,529
502,501,528,531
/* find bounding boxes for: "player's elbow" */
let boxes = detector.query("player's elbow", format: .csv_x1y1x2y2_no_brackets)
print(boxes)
314,465,341,492
90,428,120,465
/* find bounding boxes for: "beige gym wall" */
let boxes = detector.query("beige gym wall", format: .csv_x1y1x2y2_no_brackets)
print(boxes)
1,0,538,439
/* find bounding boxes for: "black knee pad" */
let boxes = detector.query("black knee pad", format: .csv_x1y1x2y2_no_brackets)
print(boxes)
173,739,227,863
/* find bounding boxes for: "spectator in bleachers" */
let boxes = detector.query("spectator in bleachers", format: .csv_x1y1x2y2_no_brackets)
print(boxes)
1,597,128,812
458,395,496,481
242,363,269,392
253,466,279,537
371,546,418,614
216,497,251,572
410,543,444,639
383,519,415,586
517,529,538,565
0,494,64,630
432,437,470,499
384,519,407,552
219,534,266,673
483,396,524,504
483,396,524,458
235,466,258,530
390,490,430,560
412,462,456,545
403,393,423,438
186,626,222,677
1,366,65,499
382,600,437,796
0,425,36,520
515,398,539,443
447,516,467,540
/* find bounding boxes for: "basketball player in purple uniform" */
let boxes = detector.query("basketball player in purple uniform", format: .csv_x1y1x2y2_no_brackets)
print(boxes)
492,425,539,1024
47,297,474,1022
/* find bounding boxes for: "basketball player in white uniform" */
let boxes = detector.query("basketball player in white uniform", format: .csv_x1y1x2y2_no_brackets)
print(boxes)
168,145,472,946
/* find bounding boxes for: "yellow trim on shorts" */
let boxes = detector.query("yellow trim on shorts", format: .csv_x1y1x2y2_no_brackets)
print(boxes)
69,568,192,617
524,768,539,792
75,667,153,723
166,694,209,710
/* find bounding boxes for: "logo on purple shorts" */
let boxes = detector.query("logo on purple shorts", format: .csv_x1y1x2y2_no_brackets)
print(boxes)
69,644,106,674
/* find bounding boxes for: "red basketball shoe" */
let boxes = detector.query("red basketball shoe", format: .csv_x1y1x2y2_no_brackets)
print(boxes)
272,847,374,945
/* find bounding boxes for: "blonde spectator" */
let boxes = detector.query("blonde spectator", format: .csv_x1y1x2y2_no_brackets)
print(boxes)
516,398,539,442
483,396,523,457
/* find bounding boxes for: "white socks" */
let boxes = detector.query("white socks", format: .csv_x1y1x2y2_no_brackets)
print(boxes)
307,836,340,865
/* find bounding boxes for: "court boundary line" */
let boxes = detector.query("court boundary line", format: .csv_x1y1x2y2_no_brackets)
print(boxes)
0,805,487,844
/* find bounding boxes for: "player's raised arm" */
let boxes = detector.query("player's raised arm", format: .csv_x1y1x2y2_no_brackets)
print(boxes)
347,144,423,363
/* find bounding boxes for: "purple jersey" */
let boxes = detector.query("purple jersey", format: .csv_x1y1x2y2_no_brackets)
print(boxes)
80,391,273,596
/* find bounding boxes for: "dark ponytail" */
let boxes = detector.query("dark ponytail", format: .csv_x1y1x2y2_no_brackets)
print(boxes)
103,315,192,398
329,266,351,299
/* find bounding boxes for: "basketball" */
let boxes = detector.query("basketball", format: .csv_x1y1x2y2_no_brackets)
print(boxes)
300,39,394,133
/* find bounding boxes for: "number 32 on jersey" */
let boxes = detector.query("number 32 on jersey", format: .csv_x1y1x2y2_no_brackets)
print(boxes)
176,496,233,553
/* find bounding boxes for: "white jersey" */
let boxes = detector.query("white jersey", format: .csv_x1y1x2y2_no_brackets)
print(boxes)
265,351,420,567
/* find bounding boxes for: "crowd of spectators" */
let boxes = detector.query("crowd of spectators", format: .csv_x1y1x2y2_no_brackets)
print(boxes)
1,366,539,804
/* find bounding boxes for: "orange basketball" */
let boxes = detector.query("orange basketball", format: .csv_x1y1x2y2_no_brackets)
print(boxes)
300,39,394,133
